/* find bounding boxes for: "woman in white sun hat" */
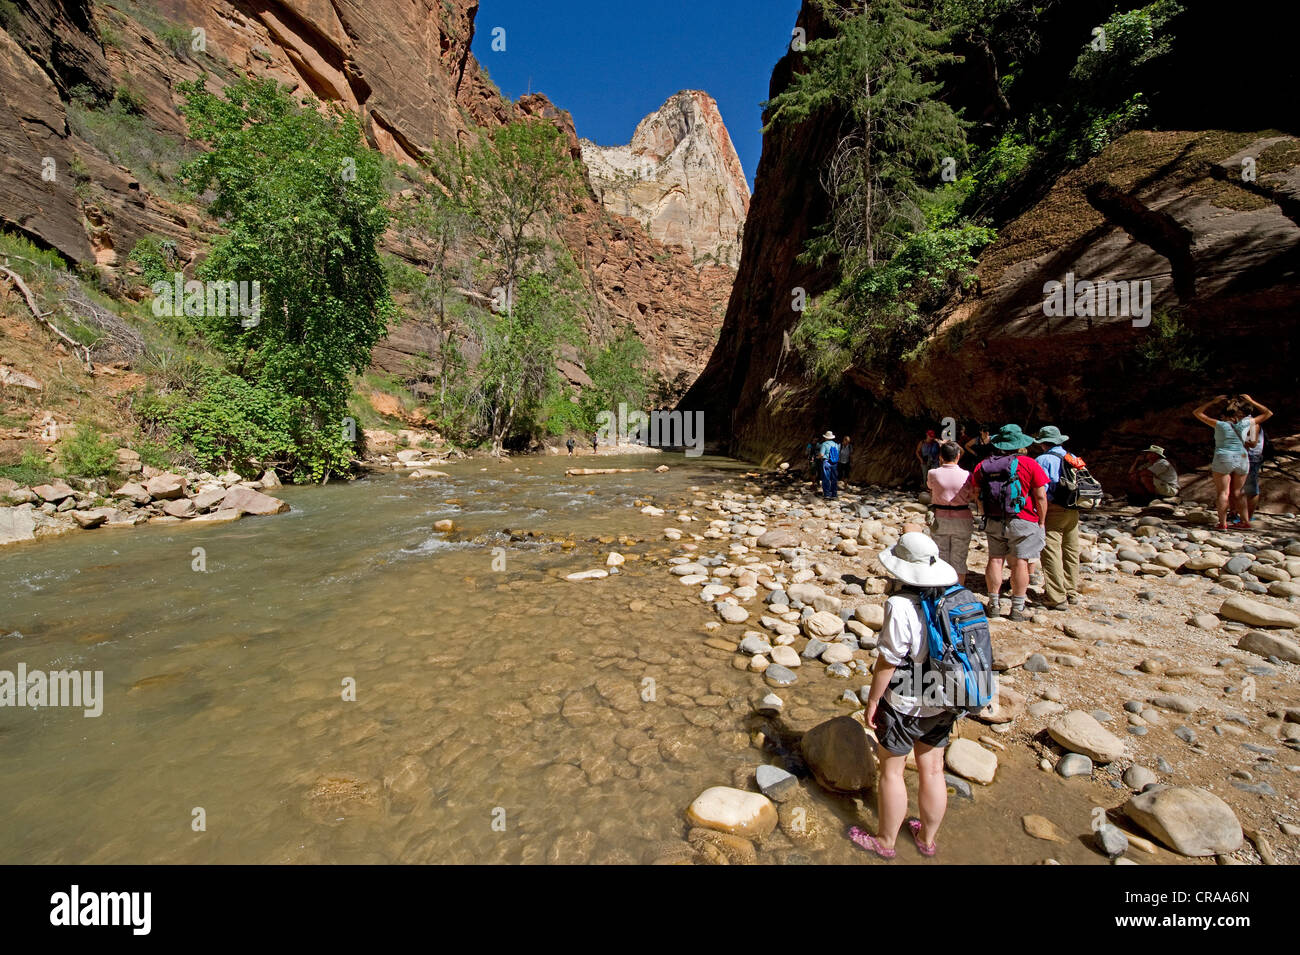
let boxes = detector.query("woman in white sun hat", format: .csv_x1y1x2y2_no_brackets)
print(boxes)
850,531,959,860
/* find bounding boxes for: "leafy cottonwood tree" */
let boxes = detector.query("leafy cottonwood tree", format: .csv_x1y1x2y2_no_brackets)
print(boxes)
176,76,395,480
426,118,585,452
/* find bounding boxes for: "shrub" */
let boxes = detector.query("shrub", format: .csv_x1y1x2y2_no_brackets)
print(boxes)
0,448,57,487
60,423,119,478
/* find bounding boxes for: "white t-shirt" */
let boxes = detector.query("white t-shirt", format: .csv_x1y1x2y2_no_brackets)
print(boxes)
877,593,946,717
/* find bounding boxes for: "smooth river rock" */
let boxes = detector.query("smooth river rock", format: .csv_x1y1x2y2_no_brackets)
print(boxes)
685,787,778,839
1048,710,1126,764
1123,786,1243,857
800,716,877,793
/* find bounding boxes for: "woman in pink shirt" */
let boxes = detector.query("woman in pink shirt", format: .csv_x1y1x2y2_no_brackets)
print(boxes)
926,442,976,586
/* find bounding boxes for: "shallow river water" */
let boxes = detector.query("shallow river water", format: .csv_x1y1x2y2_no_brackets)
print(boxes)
0,454,1119,864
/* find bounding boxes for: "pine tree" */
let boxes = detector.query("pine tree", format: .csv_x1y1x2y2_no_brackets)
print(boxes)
765,0,967,270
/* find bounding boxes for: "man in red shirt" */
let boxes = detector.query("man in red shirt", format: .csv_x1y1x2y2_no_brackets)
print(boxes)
969,424,1049,621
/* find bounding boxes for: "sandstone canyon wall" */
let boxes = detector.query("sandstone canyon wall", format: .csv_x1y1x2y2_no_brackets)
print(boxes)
0,0,736,389
684,0,1300,507
580,90,750,269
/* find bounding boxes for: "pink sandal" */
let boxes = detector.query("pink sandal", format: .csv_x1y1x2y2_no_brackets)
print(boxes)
908,819,937,857
848,826,896,859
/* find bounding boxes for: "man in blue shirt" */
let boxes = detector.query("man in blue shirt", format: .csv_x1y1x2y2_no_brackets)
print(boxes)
817,431,841,499
1033,425,1080,611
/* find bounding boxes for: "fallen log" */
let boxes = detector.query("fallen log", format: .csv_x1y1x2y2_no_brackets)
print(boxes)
565,467,648,476
1,264,93,372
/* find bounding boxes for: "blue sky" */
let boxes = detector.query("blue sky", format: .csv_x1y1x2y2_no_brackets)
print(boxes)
470,0,806,190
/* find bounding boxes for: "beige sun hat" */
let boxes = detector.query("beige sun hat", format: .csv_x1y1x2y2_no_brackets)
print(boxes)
878,532,958,588
822,431,836,439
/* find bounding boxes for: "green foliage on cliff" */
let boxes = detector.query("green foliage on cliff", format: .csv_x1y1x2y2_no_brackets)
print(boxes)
773,0,1186,382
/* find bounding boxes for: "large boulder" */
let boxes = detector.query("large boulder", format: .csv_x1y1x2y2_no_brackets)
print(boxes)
1123,786,1242,857
114,481,151,505
945,738,998,784
32,481,75,503
757,528,801,549
0,505,38,545
115,448,142,474
220,486,290,516
800,716,877,792
1237,630,1300,664
1048,710,1126,764
364,429,398,454
685,786,778,839
973,684,1026,724
144,473,187,500
803,610,845,639
1218,595,1300,629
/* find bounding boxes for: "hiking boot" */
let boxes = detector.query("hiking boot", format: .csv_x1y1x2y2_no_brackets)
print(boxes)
1066,593,1080,605
1008,608,1028,622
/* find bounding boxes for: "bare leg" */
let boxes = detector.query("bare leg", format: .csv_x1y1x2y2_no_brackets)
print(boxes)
1009,557,1030,598
914,743,949,846
985,557,1005,600
874,749,909,850
1212,470,1230,526
1230,473,1248,524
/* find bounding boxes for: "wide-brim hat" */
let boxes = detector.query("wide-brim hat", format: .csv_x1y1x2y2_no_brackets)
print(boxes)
1034,425,1069,445
822,431,836,439
878,532,958,588
1146,445,1165,457
990,424,1032,451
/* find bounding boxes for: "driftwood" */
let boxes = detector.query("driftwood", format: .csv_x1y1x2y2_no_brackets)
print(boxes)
0,263,94,372
565,467,648,476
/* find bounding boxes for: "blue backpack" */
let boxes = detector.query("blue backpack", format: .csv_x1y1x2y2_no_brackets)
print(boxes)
917,586,995,713
826,443,840,464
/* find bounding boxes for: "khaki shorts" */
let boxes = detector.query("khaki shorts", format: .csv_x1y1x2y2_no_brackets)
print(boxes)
986,517,1045,560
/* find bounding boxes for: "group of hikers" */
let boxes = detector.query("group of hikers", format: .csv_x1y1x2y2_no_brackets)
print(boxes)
824,391,1276,861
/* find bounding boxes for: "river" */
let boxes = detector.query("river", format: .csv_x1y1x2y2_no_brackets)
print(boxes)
0,453,1117,864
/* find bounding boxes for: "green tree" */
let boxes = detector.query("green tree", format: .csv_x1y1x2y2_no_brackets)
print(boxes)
454,119,583,318
765,0,967,270
392,143,477,424
474,271,581,452
578,327,650,431
175,76,395,481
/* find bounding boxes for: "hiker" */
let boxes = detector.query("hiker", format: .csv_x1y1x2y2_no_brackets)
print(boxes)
926,440,976,587
591,433,599,454
1126,446,1179,506
1244,419,1266,522
816,431,841,500
851,533,987,859
963,426,994,466
1033,426,1085,611
566,436,576,456
807,438,820,490
969,424,1049,621
1193,394,1272,530
915,430,941,485
839,436,853,484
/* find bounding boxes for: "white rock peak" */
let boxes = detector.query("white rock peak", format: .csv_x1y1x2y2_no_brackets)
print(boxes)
580,90,751,269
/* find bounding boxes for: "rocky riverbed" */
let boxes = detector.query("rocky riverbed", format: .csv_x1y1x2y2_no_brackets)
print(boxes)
565,472,1300,864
